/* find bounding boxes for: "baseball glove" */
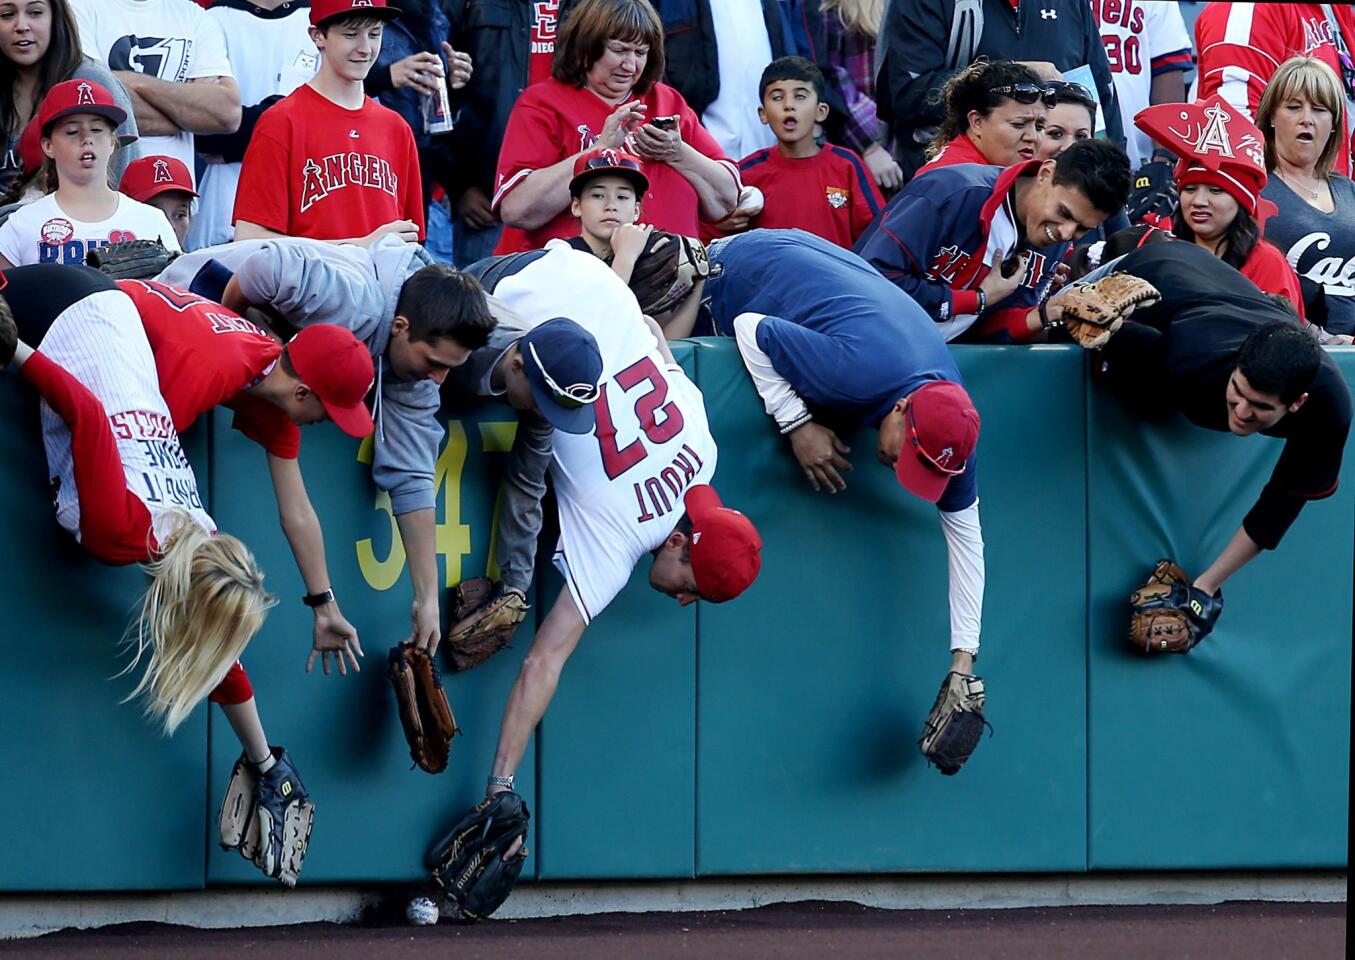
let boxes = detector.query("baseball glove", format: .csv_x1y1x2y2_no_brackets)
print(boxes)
1125,158,1178,228
1054,274,1162,348
217,747,314,887
626,231,710,316
427,791,531,921
1127,559,1224,654
444,578,529,673
389,642,459,773
919,672,990,776
85,238,180,280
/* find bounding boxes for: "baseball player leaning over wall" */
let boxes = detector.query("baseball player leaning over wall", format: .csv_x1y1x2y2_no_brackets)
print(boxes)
424,241,764,920
0,265,314,887
157,236,494,657
696,228,990,777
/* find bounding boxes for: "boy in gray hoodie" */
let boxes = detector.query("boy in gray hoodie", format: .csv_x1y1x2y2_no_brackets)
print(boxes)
159,235,494,651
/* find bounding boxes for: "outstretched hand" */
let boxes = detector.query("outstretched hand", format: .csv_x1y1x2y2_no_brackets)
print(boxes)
307,605,364,676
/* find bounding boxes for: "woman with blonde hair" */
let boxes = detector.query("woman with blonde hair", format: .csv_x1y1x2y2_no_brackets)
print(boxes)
0,262,313,887
1258,56,1355,341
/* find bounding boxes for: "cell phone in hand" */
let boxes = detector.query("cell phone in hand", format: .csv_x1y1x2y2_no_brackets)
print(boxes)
650,115,679,130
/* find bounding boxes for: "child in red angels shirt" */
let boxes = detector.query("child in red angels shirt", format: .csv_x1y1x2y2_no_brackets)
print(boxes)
717,57,883,249
233,0,425,246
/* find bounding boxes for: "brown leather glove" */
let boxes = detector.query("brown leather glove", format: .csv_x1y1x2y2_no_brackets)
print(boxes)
443,577,529,672
389,643,458,773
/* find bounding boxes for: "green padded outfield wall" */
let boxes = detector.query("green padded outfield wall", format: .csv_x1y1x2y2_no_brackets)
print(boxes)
0,342,1349,891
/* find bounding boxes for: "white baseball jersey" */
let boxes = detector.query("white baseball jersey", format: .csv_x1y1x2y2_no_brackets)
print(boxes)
70,0,234,183
487,241,718,623
39,287,215,548
190,1,318,249
1093,0,1194,168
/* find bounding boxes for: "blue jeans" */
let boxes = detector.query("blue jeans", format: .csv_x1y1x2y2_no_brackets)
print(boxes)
453,218,503,268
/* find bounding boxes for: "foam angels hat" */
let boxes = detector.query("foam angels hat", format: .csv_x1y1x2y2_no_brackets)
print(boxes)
1134,94,1278,227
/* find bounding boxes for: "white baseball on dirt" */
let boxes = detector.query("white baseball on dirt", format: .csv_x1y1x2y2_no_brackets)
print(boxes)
406,896,439,926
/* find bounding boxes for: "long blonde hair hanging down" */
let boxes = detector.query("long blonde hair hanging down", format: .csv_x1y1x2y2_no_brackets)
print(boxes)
820,0,885,38
122,514,275,736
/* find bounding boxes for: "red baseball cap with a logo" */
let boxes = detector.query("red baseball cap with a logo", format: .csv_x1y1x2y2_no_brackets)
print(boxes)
310,0,402,26
894,381,980,503
287,325,376,438
684,485,762,603
569,148,650,197
119,155,197,202
37,79,126,136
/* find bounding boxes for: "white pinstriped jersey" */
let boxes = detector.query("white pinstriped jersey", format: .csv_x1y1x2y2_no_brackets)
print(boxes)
38,289,215,548
486,242,717,623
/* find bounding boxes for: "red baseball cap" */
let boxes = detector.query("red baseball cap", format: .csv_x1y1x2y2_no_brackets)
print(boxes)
310,0,402,26
894,381,980,503
37,79,126,136
287,325,376,438
119,155,197,202
685,485,762,603
569,148,649,197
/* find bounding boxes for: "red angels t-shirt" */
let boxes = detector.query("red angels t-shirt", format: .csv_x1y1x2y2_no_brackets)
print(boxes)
233,83,425,242
735,145,884,248
529,0,560,87
117,279,301,459
492,78,739,252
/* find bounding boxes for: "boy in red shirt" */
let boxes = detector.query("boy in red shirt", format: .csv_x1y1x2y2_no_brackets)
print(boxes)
233,0,425,246
721,57,884,249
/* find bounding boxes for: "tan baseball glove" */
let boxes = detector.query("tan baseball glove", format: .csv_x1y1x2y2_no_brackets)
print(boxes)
444,578,530,672
1053,274,1162,348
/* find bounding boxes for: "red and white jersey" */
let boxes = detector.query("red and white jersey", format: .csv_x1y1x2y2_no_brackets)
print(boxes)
486,241,717,622
492,78,739,253
1092,0,1194,169
39,287,214,551
233,83,425,242
1194,2,1355,176
116,279,300,459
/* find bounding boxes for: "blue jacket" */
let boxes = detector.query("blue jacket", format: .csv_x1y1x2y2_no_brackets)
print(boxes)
366,0,452,150
853,161,1069,344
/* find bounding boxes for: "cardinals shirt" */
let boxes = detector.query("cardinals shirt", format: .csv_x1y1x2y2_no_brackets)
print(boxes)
233,83,425,241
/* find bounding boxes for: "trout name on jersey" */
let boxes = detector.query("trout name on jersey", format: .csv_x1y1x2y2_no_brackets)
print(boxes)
37,221,136,264
109,408,203,510
632,442,706,523
300,152,400,213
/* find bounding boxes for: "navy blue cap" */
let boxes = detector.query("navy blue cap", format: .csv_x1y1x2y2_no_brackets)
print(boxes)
519,317,603,434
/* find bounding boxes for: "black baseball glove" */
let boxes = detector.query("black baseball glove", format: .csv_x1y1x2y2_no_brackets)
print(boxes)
85,238,180,280
427,791,530,921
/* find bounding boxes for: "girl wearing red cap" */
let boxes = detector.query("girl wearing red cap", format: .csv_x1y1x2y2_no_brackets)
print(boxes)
0,78,178,269
1135,94,1306,321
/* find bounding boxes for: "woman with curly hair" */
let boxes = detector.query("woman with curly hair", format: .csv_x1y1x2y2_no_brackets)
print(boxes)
914,59,1048,177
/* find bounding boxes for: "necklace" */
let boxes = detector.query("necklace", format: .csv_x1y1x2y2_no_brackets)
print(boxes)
1276,168,1323,201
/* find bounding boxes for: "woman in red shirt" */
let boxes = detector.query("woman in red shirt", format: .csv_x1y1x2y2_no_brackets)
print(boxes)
1137,94,1307,321
913,59,1050,178
492,0,739,254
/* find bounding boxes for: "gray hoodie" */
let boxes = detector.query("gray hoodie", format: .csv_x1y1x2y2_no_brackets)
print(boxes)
159,236,441,516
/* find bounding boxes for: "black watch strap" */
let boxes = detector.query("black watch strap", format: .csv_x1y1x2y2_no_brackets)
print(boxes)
302,588,335,608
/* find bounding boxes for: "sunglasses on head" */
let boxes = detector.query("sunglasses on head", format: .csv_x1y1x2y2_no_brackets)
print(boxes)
528,341,601,410
906,404,966,477
989,83,1056,108
1046,80,1096,107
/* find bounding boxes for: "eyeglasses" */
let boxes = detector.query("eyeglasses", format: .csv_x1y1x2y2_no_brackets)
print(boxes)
1046,80,1096,107
907,404,967,476
528,341,601,409
989,83,1056,108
